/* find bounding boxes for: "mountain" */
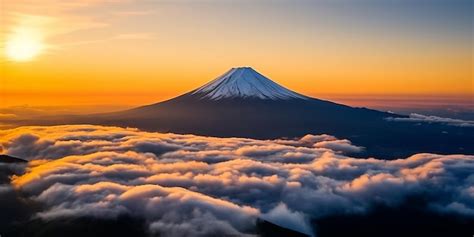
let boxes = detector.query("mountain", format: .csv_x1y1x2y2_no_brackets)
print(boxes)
52,67,473,158
191,67,308,100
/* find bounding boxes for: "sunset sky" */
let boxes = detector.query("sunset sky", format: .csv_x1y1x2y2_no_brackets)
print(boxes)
0,2,473,235
1,0,472,109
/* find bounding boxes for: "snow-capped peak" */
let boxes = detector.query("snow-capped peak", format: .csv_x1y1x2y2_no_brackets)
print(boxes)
191,67,308,100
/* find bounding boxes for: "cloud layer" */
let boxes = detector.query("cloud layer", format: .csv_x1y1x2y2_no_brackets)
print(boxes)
387,113,474,127
1,125,473,236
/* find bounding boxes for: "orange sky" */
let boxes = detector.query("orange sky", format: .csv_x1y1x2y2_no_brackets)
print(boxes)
1,0,472,109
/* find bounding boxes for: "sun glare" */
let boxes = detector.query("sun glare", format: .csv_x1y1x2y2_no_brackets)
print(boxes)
5,28,44,62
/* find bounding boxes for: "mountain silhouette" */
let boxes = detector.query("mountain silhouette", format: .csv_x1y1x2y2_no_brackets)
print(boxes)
39,67,473,159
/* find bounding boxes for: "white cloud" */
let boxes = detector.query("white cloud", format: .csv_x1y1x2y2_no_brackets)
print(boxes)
387,113,474,127
1,125,473,236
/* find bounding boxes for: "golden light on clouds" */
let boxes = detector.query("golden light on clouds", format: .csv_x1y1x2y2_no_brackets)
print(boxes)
5,27,44,61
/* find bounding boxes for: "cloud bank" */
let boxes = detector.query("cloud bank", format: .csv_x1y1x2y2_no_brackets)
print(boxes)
387,113,474,127
1,125,473,236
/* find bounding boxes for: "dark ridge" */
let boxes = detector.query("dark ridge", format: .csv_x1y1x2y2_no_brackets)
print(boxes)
256,219,310,237
4,215,311,237
7,216,148,237
0,154,28,163
0,157,40,234
315,197,474,237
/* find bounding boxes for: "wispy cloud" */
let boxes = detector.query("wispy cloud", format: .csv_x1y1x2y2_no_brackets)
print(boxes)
1,0,145,58
0,114,17,119
387,113,474,127
113,33,155,40
58,33,155,47
112,10,155,16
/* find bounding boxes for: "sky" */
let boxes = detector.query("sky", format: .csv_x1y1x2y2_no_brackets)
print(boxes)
0,0,472,110
0,2,473,235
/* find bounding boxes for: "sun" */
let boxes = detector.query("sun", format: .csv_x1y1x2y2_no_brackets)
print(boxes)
5,28,44,62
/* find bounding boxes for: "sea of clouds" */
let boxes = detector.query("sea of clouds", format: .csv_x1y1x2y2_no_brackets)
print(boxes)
1,125,473,236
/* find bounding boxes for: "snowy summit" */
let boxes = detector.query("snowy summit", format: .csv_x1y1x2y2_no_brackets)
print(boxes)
191,67,308,100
